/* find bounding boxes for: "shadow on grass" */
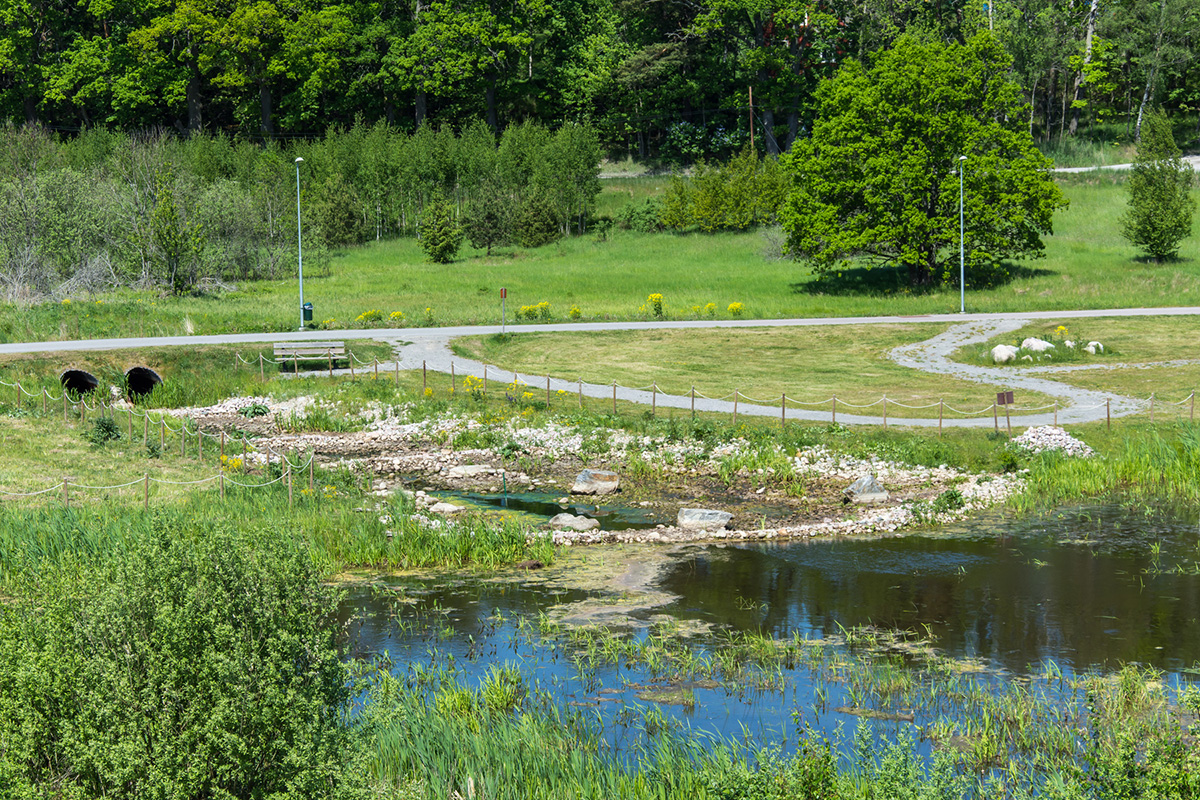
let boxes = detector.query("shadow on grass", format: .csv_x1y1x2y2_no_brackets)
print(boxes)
1130,254,1195,265
790,263,1057,297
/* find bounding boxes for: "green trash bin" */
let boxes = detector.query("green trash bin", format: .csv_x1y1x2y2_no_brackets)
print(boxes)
302,302,313,323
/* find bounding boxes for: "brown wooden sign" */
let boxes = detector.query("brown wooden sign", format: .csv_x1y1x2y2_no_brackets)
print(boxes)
996,390,1015,405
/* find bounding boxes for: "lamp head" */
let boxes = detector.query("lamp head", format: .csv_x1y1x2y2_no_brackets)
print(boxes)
295,157,304,164
959,155,967,161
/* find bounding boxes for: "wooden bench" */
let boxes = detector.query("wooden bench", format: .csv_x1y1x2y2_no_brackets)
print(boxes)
274,341,346,373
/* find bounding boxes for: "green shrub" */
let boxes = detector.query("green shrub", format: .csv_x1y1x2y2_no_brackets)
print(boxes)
419,194,463,263
86,416,123,444
0,528,362,799
615,198,664,232
515,192,561,247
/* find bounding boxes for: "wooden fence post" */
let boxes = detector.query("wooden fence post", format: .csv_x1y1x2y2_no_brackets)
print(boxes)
220,470,225,501
309,455,314,493
546,374,551,407
374,357,378,380
734,390,739,425
143,473,149,511
992,401,998,433
450,362,455,393
483,366,488,393
259,353,264,382
160,418,165,451
651,383,656,417
328,350,333,378
128,408,134,441
1149,393,1155,424
63,392,68,423
691,386,695,419
293,352,299,374
423,361,427,392
394,358,400,386
781,393,786,426
940,399,944,438
180,421,186,457
42,387,47,414
832,396,837,425
287,464,293,508
1053,401,1058,427
578,379,583,408
220,430,226,460
882,395,887,429
1106,398,1111,430
1005,400,1011,437
1191,391,1195,423
612,381,617,415
349,356,355,379
63,478,70,509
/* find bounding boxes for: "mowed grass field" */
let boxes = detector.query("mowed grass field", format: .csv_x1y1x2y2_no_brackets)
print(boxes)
2,173,1199,344
454,325,1061,417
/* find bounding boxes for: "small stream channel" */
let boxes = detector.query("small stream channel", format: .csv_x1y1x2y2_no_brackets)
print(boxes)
341,502,1200,756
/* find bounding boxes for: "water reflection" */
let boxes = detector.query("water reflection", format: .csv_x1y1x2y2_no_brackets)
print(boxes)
657,504,1200,672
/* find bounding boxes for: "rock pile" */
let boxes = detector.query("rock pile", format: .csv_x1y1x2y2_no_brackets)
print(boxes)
1011,425,1095,457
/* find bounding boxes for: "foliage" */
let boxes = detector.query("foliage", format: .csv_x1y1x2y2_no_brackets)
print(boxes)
86,415,123,444
615,198,664,233
1119,109,1196,261
661,148,787,233
514,191,561,248
780,34,1068,288
309,170,365,249
0,526,363,799
418,193,463,264
463,180,513,255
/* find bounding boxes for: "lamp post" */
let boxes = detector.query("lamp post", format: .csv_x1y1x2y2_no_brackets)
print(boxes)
958,155,967,314
294,156,305,330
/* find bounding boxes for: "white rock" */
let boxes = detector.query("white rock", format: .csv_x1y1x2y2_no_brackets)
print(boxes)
1085,341,1104,355
677,508,733,530
991,344,1019,364
548,513,601,532
571,469,620,495
447,465,496,478
428,502,465,515
1021,337,1055,353
1011,425,1094,457
1064,340,1075,349
1021,355,1033,362
843,474,889,504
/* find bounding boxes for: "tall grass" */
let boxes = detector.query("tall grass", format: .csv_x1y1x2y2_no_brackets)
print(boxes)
1016,424,1200,510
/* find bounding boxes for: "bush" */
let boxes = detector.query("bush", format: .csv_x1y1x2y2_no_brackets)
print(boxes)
86,416,123,444
0,528,363,799
615,198,664,232
419,194,463,263
514,192,561,248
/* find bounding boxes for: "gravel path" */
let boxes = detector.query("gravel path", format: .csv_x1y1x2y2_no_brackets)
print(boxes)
1053,154,1200,174
4,306,1199,428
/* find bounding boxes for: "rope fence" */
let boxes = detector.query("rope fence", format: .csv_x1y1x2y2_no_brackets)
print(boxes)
4,350,1198,443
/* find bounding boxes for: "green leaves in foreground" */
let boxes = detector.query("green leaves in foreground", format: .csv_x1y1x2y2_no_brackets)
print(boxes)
0,528,364,800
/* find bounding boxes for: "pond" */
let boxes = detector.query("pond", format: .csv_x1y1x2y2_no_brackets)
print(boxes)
341,502,1200,760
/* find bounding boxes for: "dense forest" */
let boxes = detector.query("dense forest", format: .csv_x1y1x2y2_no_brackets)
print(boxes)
3,0,1199,158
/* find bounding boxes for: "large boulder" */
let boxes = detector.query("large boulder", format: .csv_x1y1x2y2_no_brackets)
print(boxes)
991,345,1019,364
572,469,620,495
843,474,889,504
1021,337,1055,353
677,508,733,531
548,513,601,532
428,502,465,515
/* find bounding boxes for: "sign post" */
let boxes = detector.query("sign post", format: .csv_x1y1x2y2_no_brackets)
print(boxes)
500,287,507,335
996,390,1014,436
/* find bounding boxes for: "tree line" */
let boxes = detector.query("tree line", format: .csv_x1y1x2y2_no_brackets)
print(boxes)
0,119,601,299
2,0,1198,159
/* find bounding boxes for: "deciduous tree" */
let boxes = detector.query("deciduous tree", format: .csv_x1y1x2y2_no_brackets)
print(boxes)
780,33,1066,288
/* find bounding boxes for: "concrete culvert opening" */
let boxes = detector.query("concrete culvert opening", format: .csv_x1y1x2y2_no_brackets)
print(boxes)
125,366,163,397
60,369,99,395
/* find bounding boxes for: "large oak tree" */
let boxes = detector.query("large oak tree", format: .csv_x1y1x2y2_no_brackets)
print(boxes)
780,33,1067,288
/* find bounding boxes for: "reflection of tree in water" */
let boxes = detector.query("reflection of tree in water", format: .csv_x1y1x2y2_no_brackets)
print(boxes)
656,508,1200,674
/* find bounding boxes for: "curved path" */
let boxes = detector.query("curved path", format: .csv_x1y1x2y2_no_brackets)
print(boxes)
3,306,1199,428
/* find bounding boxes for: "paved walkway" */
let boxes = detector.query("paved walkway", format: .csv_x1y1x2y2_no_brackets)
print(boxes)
1053,154,1200,174
3,306,1199,428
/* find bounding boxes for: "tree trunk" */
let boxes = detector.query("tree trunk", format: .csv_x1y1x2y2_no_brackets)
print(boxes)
259,82,273,138
1029,73,1039,137
485,78,497,132
187,71,203,134
23,94,37,124
1069,0,1101,135
785,103,799,152
415,90,426,127
1134,0,1169,142
761,108,779,155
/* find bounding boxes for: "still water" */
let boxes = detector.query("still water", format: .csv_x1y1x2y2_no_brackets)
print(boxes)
342,503,1200,748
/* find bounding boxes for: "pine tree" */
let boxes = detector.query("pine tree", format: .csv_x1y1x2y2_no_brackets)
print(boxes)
419,194,463,263
463,181,512,255
1120,109,1196,262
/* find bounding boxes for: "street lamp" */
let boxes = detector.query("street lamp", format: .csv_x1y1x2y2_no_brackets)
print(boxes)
295,156,305,331
959,155,967,314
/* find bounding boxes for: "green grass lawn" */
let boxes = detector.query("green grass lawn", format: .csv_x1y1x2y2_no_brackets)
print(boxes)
453,325,1061,417
2,174,1199,344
